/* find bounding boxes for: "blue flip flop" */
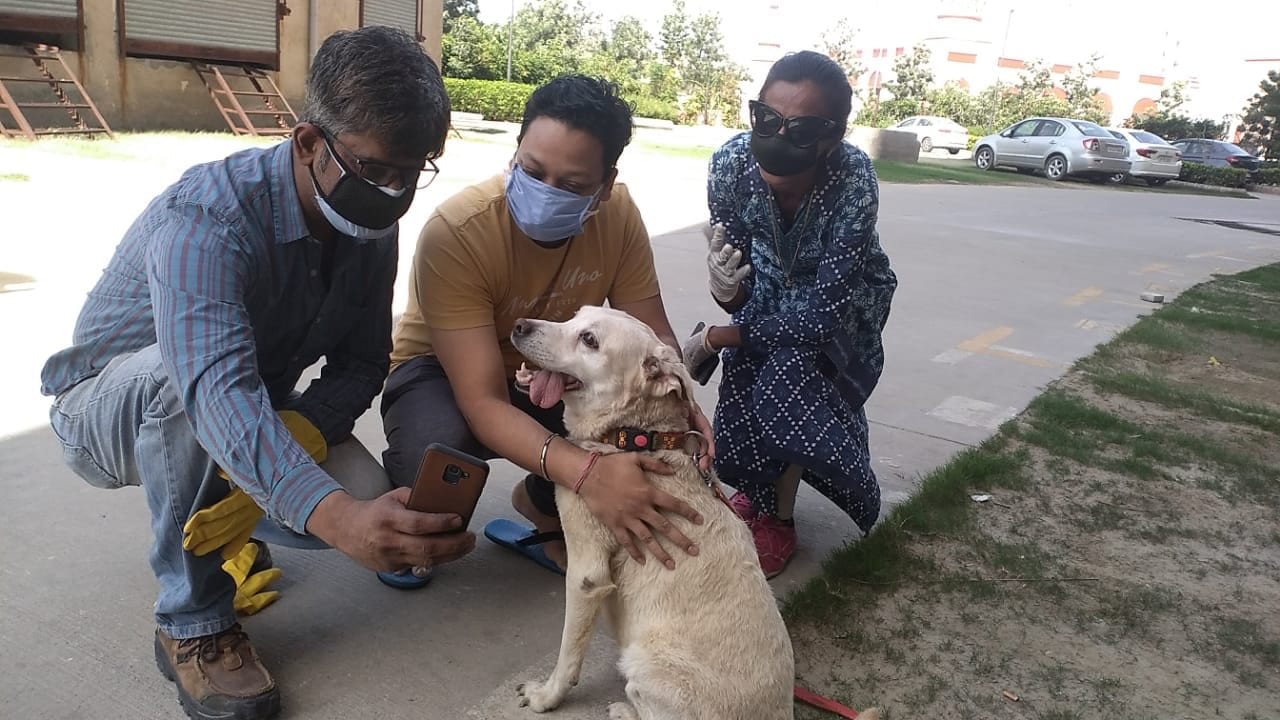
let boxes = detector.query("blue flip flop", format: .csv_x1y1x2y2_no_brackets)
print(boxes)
483,518,567,576
376,567,434,590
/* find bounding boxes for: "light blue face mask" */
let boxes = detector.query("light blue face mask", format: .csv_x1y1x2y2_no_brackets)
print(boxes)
505,164,601,245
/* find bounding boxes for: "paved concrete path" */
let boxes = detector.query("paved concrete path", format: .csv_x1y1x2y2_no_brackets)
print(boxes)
3,132,1279,719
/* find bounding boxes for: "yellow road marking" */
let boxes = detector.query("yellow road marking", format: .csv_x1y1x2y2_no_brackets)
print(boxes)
1062,287,1104,307
957,326,1014,352
948,327,1058,368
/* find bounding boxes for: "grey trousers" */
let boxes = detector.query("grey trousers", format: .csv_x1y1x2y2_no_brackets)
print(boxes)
379,355,566,517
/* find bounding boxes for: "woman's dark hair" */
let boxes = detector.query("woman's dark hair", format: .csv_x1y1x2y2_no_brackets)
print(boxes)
519,74,634,173
759,50,853,129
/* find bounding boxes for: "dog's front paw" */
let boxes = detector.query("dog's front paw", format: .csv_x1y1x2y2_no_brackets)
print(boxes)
517,679,566,713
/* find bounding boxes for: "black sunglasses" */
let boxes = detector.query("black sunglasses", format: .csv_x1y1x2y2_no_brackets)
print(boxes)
320,129,439,190
748,100,840,149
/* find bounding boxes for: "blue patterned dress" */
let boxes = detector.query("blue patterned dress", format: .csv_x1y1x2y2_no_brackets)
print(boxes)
706,132,897,535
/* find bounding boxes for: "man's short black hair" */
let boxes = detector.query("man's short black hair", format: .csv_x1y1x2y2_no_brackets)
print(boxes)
301,25,450,160
518,75,634,173
761,50,853,130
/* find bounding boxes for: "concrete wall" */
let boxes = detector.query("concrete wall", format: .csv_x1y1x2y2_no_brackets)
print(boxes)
0,0,443,133
848,126,921,163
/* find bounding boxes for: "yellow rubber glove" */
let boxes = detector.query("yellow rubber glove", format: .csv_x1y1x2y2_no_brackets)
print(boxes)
222,541,282,616
182,410,328,561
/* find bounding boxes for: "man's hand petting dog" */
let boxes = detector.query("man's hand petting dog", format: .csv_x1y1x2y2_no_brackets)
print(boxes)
579,452,703,570
306,489,477,573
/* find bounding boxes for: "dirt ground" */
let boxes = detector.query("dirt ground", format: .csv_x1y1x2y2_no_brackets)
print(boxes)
787,267,1280,720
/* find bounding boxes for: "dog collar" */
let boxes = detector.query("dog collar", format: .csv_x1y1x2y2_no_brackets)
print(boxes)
601,428,735,511
600,427,688,452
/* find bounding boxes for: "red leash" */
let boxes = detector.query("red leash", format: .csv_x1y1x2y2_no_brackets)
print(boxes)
794,685,865,719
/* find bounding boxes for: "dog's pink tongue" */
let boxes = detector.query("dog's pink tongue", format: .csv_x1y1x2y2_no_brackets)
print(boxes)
530,370,566,409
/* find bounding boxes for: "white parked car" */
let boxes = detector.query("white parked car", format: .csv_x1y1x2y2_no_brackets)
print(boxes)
1106,128,1183,186
892,115,968,154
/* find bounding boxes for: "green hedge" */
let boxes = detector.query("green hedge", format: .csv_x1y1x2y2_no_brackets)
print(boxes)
444,78,535,123
1179,163,1250,189
1260,167,1280,186
443,77,680,124
626,94,679,122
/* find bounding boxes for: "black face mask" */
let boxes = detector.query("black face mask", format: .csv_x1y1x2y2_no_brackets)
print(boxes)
751,133,820,177
310,140,415,235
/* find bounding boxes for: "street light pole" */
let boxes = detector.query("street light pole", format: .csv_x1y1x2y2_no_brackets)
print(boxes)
506,0,514,82
993,8,1014,128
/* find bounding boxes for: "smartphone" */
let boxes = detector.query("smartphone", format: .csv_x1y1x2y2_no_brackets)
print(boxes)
406,443,490,532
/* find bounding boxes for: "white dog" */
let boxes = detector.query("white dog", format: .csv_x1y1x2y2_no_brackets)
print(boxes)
509,306,869,720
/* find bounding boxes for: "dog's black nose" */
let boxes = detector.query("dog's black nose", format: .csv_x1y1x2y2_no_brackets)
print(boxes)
513,319,531,336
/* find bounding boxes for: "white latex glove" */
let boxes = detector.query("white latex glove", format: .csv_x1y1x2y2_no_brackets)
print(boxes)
705,223,752,303
682,322,719,385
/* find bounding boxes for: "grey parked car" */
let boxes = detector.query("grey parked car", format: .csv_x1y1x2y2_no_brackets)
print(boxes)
973,117,1131,182
1170,139,1262,181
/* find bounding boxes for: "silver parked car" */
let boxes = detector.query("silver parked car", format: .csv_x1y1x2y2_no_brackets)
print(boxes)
973,117,1131,182
1105,127,1182,185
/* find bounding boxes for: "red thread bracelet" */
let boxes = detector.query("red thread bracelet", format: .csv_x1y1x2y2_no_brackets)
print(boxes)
574,452,601,494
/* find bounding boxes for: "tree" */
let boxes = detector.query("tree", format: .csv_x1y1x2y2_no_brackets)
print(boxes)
657,1,748,125
442,0,479,34
821,18,864,89
505,0,602,85
1059,54,1108,124
441,15,505,81
1130,114,1225,142
581,16,653,97
1239,70,1279,159
884,45,933,104
1155,80,1188,116
1123,79,1227,142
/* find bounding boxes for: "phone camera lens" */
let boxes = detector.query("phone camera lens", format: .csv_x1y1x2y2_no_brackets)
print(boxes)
443,464,465,485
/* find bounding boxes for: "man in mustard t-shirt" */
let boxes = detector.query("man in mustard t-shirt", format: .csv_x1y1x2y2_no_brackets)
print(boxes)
379,75,711,587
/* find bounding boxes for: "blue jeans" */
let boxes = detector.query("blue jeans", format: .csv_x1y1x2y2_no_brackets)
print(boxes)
48,344,389,639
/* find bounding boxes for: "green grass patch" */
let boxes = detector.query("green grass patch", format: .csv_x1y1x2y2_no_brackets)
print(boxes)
1112,318,1202,353
1217,617,1280,668
635,141,717,161
1019,389,1278,501
783,443,1026,623
0,172,30,182
873,159,1046,185
1085,369,1280,435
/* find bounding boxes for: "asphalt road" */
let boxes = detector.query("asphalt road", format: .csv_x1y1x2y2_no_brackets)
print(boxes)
2,134,1278,719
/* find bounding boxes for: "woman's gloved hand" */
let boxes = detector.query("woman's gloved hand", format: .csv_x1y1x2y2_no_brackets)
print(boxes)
705,224,751,303
682,322,720,386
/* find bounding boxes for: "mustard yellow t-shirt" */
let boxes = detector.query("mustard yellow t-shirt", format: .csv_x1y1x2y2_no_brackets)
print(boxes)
391,173,661,375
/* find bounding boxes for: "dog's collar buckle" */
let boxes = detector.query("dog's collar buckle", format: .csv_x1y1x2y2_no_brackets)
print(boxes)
603,427,684,452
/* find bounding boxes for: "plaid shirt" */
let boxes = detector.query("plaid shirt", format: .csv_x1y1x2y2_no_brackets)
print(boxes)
40,140,398,532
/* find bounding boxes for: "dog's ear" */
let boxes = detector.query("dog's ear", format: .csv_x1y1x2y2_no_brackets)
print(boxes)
642,343,693,400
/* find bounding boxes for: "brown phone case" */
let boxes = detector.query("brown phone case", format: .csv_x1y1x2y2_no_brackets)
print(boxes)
406,443,490,531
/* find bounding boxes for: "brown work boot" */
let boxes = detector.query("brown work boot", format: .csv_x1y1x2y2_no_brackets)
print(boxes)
154,624,280,720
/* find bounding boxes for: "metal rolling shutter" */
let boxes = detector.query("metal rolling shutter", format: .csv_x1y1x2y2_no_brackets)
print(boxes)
362,0,419,39
0,0,80,34
122,0,279,68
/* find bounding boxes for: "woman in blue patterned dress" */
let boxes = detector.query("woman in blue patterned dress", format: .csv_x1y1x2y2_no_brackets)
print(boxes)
683,51,897,578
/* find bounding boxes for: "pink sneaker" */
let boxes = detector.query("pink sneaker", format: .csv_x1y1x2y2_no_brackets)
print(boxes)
751,516,798,579
728,491,757,522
